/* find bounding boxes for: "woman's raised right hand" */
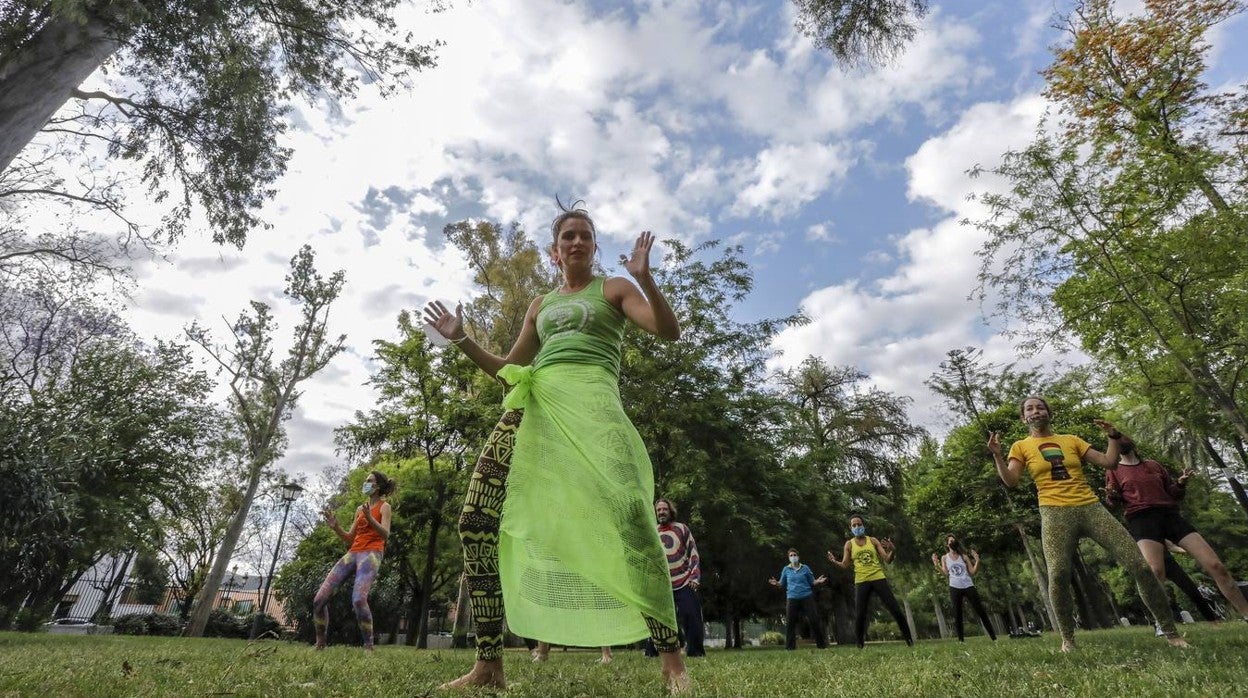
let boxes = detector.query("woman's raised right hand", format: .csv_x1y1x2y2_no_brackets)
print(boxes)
423,300,465,341
987,431,1002,456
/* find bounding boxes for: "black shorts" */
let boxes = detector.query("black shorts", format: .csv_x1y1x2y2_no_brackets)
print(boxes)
1125,507,1198,544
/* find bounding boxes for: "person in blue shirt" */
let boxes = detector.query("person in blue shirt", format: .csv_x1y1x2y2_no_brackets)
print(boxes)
768,548,829,649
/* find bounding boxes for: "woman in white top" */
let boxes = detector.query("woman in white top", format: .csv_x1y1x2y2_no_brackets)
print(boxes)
931,535,997,642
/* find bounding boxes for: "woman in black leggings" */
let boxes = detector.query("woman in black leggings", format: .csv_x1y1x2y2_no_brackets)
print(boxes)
931,535,996,641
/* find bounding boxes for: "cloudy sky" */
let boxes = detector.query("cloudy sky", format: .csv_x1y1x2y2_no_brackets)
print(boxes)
112,0,1247,485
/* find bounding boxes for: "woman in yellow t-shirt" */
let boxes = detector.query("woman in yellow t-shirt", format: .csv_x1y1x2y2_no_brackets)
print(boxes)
988,396,1186,652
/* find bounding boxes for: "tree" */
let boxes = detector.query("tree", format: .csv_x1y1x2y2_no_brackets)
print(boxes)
0,0,443,247
0,334,217,624
792,0,929,66
772,356,923,642
972,0,1248,448
184,244,345,637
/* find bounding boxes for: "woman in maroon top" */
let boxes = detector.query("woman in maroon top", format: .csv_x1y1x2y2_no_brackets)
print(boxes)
1106,437,1248,621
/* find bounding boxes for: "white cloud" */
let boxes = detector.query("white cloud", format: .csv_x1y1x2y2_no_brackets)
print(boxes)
730,141,856,219
770,93,1060,434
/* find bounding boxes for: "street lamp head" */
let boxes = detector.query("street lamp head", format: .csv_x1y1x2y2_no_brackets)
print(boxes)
280,481,304,503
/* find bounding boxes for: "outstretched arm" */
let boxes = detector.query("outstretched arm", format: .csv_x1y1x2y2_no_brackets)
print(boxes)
423,297,542,378
827,541,853,570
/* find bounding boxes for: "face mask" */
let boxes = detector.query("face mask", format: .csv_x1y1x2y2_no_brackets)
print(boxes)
362,482,375,495
788,555,799,564
851,526,866,537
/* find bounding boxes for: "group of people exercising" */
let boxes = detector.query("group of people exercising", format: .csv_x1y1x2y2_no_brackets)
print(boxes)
306,201,1246,694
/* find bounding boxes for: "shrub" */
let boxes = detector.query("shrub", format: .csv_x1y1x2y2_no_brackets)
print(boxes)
244,612,281,639
145,613,182,636
13,608,46,633
204,608,247,639
113,613,149,636
758,631,785,646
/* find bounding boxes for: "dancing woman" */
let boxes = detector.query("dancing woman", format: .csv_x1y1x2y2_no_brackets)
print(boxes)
314,471,394,650
930,535,996,641
989,397,1187,651
425,200,688,692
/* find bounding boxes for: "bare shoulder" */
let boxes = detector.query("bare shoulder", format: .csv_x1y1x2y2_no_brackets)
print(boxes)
603,275,638,296
526,295,545,317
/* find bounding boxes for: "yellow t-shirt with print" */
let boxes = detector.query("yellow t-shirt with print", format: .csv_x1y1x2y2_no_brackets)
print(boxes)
1007,433,1099,507
850,537,887,584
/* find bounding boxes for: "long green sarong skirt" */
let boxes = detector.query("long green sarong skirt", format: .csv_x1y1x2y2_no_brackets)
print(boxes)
496,362,678,646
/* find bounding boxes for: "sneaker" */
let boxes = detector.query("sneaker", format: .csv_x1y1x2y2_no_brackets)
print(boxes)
1154,623,1164,637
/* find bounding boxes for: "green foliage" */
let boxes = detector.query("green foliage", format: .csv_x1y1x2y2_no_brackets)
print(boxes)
0,0,443,247
757,630,784,645
204,609,247,639
792,0,928,67
972,0,1248,451
130,551,170,605
0,289,219,620
112,614,150,636
112,612,181,637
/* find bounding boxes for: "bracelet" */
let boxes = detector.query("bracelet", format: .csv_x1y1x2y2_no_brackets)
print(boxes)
450,335,470,345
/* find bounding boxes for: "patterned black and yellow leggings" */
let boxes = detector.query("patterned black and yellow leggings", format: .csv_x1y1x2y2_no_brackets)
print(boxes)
458,409,680,661
1040,503,1178,642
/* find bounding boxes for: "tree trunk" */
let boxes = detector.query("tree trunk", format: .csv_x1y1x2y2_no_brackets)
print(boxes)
901,595,916,640
733,617,743,649
1203,436,1248,519
93,550,135,623
1074,552,1112,628
0,12,125,173
186,459,263,637
931,591,948,639
1017,524,1059,631
450,572,471,649
831,592,855,645
414,492,447,649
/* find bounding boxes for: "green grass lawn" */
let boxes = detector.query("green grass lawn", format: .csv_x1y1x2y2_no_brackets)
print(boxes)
2,625,1246,697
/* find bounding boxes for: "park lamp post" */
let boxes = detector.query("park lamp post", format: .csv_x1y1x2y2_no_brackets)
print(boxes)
249,480,303,639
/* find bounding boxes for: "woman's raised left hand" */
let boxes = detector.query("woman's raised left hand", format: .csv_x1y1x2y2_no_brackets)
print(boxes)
620,231,655,278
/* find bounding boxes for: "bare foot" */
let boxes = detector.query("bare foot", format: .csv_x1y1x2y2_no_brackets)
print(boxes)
664,670,692,695
1165,634,1190,648
531,648,548,663
660,651,690,695
439,660,505,690
598,655,612,665
1060,639,1076,653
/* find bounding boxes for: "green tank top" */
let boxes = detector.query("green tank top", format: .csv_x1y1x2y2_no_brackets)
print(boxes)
532,277,626,376
851,537,887,583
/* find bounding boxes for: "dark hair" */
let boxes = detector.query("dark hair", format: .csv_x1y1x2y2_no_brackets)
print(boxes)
655,498,677,520
371,470,396,496
1019,395,1050,419
945,534,965,555
787,548,799,555
550,196,597,248
848,513,866,525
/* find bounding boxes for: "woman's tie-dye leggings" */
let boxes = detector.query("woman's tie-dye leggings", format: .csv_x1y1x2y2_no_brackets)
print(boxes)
313,550,383,649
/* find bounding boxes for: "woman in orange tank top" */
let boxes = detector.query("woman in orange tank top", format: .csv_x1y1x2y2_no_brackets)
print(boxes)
313,470,394,650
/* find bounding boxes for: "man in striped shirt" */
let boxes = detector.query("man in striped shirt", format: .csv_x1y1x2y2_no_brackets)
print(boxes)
644,498,705,657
